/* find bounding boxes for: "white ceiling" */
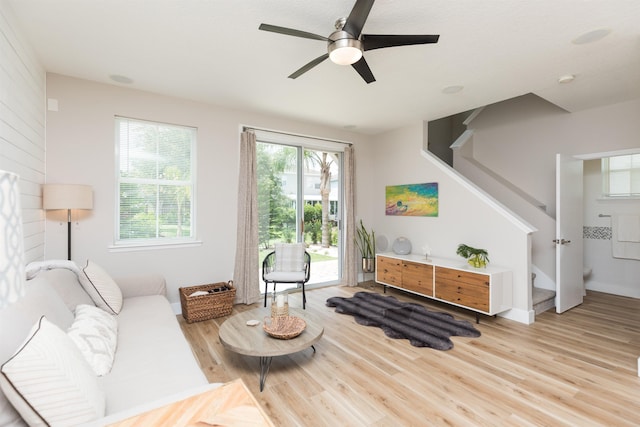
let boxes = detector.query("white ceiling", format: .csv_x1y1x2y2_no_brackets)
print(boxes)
7,0,640,135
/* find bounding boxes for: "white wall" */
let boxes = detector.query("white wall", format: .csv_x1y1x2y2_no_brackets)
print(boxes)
369,122,534,323
453,134,556,291
469,94,640,217
583,159,640,297
467,94,640,297
0,1,46,264
44,74,371,306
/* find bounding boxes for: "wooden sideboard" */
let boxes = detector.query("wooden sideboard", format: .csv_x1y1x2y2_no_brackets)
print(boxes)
375,253,512,317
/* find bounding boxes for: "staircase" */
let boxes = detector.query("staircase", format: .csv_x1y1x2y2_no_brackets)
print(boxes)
532,272,556,314
533,288,555,314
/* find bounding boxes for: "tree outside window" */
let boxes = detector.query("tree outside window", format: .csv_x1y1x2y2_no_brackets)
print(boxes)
116,117,196,244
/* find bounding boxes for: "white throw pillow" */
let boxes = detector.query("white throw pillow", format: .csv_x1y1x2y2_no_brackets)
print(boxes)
0,316,105,427
67,304,118,376
81,260,123,314
275,243,305,272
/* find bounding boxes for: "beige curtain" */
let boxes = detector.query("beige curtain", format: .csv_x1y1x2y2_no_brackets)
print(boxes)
343,145,357,286
233,131,261,304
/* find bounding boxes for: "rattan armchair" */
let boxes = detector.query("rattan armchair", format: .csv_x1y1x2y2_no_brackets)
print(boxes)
262,244,311,309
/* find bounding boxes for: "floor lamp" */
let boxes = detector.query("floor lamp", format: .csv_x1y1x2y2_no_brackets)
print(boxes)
42,184,93,261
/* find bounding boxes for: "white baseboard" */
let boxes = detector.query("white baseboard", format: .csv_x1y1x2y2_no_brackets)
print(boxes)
586,280,640,298
498,307,535,325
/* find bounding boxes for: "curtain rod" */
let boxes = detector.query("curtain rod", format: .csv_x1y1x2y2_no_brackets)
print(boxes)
242,125,352,147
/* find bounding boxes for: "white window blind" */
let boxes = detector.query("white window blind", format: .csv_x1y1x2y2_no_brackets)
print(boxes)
116,117,196,244
602,154,640,197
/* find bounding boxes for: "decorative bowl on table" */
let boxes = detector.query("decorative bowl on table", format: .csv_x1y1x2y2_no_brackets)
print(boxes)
263,316,306,339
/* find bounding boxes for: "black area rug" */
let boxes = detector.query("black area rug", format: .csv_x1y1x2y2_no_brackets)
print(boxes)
326,291,480,351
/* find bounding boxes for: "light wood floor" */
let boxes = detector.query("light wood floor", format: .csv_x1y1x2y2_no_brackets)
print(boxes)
179,283,640,426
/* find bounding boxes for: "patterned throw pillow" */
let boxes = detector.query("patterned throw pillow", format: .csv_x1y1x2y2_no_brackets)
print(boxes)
67,304,118,376
80,260,123,314
0,317,105,427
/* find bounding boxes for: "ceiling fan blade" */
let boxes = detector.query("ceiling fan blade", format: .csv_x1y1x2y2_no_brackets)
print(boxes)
342,0,375,38
288,53,330,79
362,34,440,51
259,23,328,41
351,57,376,84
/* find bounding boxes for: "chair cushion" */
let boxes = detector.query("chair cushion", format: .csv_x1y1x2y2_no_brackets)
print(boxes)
264,271,306,282
274,243,305,272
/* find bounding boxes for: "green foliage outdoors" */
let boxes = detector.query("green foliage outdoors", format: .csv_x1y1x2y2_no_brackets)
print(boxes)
304,203,322,244
119,122,193,240
257,144,295,249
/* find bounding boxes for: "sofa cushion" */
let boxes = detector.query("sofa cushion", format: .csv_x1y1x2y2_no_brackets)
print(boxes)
67,304,118,376
0,272,75,427
42,268,95,311
98,295,207,414
81,261,123,314
0,317,105,427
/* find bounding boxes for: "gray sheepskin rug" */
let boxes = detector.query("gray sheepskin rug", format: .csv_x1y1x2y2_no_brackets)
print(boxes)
326,291,481,350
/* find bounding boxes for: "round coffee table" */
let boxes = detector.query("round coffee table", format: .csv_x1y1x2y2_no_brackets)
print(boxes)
218,307,324,391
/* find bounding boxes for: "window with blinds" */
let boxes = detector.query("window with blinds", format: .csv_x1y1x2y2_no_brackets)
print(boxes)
602,154,640,197
116,117,196,244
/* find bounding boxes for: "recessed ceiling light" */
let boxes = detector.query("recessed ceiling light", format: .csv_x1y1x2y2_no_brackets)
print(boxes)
109,74,133,84
558,74,575,84
572,28,611,45
442,85,464,94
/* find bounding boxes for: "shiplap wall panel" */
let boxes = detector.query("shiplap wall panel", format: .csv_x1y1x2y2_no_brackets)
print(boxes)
0,2,46,264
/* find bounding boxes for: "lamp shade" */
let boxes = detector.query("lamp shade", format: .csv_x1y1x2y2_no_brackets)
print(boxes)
42,184,93,210
0,170,26,308
328,34,363,66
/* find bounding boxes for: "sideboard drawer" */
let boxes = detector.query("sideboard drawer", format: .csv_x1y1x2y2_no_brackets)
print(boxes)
402,261,433,296
376,255,402,286
436,267,489,287
435,270,489,312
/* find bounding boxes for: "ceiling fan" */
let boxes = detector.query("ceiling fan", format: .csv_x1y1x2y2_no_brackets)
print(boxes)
259,0,439,84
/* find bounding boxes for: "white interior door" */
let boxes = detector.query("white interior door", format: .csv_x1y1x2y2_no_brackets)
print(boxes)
555,154,584,313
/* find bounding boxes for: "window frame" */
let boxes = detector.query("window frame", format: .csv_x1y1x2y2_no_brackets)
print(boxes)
601,153,640,198
113,116,198,249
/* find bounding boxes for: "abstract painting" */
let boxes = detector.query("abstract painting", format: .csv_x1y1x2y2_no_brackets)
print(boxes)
385,182,438,217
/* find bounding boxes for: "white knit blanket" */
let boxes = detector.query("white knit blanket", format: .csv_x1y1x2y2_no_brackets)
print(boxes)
26,260,83,280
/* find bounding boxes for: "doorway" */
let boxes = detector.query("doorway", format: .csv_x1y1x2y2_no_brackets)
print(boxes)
256,137,343,292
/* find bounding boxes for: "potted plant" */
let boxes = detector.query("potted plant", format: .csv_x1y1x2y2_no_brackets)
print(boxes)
355,219,376,273
456,244,489,268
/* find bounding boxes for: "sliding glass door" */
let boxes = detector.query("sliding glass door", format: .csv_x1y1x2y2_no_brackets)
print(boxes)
257,139,342,290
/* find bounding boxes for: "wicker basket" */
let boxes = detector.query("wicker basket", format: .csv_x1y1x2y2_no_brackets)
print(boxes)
179,281,235,323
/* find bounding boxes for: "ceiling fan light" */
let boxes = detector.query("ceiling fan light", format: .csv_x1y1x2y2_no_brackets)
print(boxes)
330,47,363,65
328,37,363,65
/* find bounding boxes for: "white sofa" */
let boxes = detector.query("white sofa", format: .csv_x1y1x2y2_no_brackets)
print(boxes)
0,263,218,427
